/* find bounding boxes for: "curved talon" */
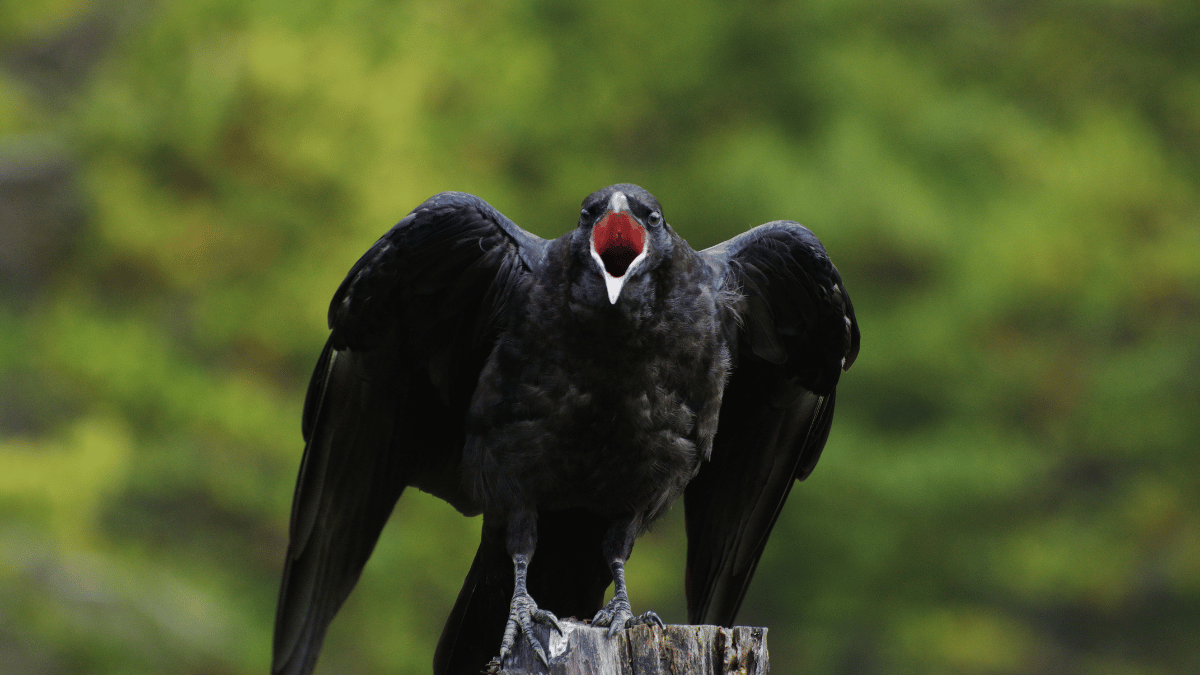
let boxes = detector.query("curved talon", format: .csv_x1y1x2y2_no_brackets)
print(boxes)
593,597,662,636
592,596,628,630
633,610,664,628
607,616,631,637
535,607,564,634
499,593,561,667
592,603,631,635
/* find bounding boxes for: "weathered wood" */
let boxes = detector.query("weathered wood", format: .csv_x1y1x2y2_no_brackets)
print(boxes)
486,620,769,675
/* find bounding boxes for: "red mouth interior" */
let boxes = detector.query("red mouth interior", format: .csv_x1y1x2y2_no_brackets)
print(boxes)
592,212,645,277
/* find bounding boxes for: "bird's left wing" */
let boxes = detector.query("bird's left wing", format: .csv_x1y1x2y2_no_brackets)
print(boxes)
686,220,860,626
272,192,547,675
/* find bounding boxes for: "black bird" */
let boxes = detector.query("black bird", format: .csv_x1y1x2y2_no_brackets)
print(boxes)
271,184,860,675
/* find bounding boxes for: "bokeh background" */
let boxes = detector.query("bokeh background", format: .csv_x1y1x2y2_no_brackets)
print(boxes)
2,1,1198,673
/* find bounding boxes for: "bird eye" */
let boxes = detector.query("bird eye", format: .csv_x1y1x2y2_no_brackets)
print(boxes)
581,208,589,220
647,211,662,227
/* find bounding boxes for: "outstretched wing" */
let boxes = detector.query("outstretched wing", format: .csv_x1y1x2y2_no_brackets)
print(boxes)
272,192,547,675
686,221,860,626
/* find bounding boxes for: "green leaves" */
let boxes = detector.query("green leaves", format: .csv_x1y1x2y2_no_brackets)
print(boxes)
1,0,1197,673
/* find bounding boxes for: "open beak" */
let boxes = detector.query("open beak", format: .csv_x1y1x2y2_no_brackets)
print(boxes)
589,191,648,304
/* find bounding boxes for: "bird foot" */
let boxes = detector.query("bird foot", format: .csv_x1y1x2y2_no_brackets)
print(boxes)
499,591,562,667
591,595,663,636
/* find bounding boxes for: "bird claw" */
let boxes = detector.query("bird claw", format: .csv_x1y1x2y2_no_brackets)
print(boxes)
499,592,562,667
592,597,663,636
634,610,665,629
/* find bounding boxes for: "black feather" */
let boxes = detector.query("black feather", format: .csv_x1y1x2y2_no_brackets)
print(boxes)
272,191,859,675
684,221,860,626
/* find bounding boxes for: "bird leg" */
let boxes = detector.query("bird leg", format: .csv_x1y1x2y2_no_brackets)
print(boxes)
498,509,562,667
591,517,664,635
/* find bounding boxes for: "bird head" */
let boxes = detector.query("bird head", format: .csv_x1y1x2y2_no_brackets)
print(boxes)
576,184,669,305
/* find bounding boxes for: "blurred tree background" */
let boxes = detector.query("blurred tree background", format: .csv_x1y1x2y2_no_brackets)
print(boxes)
2,0,1198,673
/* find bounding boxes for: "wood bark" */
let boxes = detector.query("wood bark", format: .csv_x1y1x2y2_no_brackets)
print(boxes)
486,620,769,675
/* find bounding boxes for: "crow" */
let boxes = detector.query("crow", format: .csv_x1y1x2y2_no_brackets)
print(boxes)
271,184,860,675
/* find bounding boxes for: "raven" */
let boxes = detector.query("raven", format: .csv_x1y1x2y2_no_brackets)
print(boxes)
271,184,860,675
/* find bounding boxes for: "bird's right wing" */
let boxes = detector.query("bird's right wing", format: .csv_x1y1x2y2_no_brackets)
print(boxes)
272,192,547,675
686,221,859,626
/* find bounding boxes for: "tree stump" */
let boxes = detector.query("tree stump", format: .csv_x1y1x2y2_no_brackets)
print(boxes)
486,620,769,675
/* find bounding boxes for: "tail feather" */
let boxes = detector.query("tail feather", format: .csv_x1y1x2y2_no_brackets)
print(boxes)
433,508,615,675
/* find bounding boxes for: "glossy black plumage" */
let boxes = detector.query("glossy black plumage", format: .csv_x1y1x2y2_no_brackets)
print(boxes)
271,185,860,675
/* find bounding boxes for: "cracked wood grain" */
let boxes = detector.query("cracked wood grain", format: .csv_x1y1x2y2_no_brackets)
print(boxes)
487,620,769,675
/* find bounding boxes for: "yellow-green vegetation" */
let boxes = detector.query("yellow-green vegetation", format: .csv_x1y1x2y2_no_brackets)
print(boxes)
1,1,1197,673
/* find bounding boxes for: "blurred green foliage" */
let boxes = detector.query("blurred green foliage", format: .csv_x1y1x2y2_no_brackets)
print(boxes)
2,1,1198,673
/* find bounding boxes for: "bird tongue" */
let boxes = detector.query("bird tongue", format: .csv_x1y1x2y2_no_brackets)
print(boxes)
592,212,645,277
